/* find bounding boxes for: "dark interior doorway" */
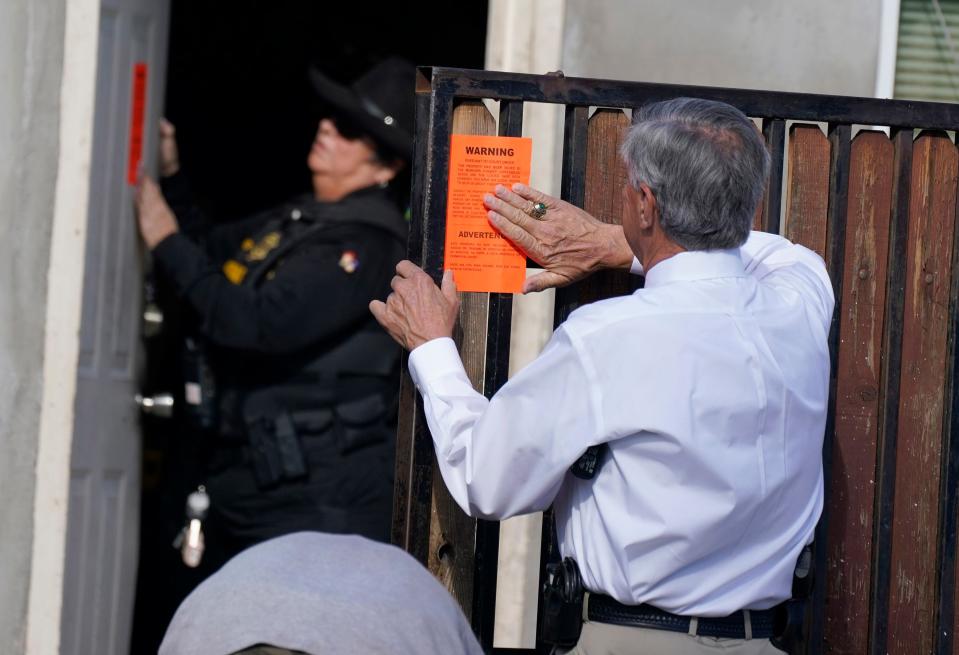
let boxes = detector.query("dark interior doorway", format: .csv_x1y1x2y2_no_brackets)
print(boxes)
130,3,488,652
163,2,488,220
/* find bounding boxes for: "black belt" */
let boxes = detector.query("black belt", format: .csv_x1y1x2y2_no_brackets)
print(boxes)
587,593,777,639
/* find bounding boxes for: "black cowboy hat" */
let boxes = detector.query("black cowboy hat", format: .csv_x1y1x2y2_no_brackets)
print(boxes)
309,57,415,161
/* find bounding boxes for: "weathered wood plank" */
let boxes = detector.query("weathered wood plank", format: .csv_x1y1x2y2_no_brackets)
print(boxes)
427,99,496,617
753,197,764,231
887,132,958,654
584,108,628,225
579,108,631,302
784,124,831,259
788,122,849,651
782,121,834,655
824,130,894,655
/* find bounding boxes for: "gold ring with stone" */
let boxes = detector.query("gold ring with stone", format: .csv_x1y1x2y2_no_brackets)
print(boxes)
527,201,547,219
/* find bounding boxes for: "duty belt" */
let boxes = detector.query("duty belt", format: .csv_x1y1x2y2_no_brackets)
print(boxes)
586,593,777,639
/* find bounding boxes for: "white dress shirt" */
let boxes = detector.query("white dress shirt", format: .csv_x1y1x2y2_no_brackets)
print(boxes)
408,231,833,616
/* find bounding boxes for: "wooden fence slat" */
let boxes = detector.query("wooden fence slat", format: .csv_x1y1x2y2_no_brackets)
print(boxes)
824,131,894,655
887,132,959,654
579,108,631,302
584,108,628,225
426,100,497,621
784,124,831,259
753,192,764,231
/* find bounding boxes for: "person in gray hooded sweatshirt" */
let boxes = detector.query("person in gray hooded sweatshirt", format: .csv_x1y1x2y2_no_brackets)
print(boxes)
159,531,483,655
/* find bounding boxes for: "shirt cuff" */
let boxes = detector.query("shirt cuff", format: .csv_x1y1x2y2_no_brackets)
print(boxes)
408,337,468,390
630,256,645,276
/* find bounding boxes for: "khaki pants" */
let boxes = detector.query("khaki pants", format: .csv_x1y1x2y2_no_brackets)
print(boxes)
563,621,787,655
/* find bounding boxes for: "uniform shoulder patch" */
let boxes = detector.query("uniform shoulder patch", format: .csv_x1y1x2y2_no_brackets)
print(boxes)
338,249,359,274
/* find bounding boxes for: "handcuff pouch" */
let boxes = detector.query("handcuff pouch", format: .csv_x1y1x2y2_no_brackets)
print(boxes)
538,557,585,648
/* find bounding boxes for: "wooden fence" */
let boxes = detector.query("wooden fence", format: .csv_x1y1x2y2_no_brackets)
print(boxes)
392,67,959,655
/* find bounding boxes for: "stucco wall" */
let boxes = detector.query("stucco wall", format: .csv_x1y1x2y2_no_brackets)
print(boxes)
0,0,67,651
562,0,883,96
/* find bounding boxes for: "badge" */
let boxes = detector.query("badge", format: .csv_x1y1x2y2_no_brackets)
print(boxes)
338,250,359,274
222,259,248,284
246,231,282,262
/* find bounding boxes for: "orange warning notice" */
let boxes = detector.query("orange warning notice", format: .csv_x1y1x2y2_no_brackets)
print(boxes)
127,62,148,185
444,135,531,293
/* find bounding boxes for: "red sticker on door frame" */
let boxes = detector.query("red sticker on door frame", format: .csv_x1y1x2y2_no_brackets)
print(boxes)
127,62,148,185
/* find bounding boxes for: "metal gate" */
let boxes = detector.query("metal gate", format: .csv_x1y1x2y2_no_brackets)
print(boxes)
393,67,959,655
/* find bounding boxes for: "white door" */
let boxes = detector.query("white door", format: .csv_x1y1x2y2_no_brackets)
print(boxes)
60,0,169,653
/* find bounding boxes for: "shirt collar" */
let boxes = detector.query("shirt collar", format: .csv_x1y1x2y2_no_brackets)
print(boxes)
642,248,746,289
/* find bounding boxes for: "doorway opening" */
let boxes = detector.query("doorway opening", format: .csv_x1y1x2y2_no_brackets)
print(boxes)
130,4,488,652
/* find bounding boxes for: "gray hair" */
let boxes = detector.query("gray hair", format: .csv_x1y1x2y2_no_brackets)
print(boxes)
620,97,770,250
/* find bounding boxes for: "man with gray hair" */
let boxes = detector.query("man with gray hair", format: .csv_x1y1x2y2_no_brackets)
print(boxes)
371,98,832,653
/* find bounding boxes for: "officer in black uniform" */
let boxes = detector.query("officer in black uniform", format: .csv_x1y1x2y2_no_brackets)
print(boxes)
134,58,414,562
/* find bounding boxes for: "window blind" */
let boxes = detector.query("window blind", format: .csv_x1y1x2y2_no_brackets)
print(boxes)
895,0,959,101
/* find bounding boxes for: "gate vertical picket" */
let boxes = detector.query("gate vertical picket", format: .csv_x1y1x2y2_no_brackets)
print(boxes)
825,131,895,654
887,133,958,654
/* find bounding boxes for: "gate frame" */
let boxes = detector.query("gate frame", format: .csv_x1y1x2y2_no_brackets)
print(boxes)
393,66,959,654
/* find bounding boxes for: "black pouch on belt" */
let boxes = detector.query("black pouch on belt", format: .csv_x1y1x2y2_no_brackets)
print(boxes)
333,393,391,456
771,543,815,654
538,557,585,648
243,392,307,489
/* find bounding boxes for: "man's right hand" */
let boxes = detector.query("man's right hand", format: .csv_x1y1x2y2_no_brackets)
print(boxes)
483,183,634,293
159,118,180,177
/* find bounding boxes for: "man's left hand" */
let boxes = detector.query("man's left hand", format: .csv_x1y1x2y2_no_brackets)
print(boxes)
369,261,460,351
485,183,634,293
